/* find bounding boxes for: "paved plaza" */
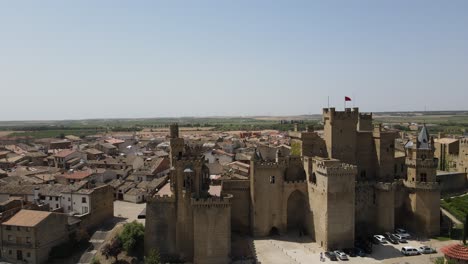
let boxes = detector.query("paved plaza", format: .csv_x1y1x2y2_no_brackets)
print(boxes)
247,234,456,264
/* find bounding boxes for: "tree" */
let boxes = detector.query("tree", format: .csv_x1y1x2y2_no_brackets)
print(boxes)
102,238,122,262
118,221,145,254
144,249,161,264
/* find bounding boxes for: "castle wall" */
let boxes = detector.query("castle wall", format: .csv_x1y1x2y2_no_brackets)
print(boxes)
308,157,356,250
406,185,440,236
375,183,396,233
323,108,358,164
355,182,377,236
437,171,467,195
358,113,373,131
356,132,375,181
250,161,286,236
394,183,408,230
192,198,231,264
145,196,177,261
326,170,356,249
222,180,250,233
373,126,396,182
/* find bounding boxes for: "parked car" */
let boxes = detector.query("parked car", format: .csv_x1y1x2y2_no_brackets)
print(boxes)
343,248,357,257
373,235,388,244
401,246,420,256
325,251,338,261
418,246,436,254
384,232,399,244
355,237,373,253
395,228,411,238
334,250,349,261
393,234,407,243
355,247,366,257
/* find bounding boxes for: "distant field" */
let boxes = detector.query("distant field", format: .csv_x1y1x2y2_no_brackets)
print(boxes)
0,131,15,137
8,129,105,139
0,111,467,137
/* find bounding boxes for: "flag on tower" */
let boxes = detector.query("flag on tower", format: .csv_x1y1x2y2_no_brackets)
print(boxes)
345,96,352,101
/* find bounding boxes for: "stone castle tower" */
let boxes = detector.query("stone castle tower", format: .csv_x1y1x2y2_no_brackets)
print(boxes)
403,124,440,236
145,124,232,264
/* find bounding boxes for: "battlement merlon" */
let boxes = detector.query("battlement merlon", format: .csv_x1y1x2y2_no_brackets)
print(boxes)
252,160,288,169
403,180,440,191
322,107,359,123
284,180,307,185
191,194,232,208
148,194,176,203
172,156,206,165
359,112,373,120
314,158,357,176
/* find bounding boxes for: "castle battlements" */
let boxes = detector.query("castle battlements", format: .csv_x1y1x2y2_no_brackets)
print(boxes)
403,180,440,191
191,194,232,208
359,112,372,120
222,180,250,191
284,180,307,185
148,194,176,203
254,160,288,169
323,107,359,122
172,156,205,164
405,159,438,168
460,138,468,145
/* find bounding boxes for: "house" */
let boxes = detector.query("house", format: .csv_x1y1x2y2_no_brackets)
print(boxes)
131,157,170,182
0,156,28,170
204,149,235,165
85,148,104,160
434,137,460,171
65,135,82,143
96,143,118,155
60,185,114,229
1,209,70,264
53,150,85,169
105,138,125,147
24,152,47,166
49,139,72,150
116,182,136,200
123,188,146,203
56,170,94,184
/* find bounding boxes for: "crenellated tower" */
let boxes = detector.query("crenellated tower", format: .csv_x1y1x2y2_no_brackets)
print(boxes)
323,107,359,164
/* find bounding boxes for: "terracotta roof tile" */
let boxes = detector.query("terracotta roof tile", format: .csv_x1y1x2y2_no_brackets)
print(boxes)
441,244,468,260
54,149,75,158
3,209,51,227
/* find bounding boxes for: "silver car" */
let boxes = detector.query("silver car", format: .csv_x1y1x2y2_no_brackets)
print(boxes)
334,250,349,260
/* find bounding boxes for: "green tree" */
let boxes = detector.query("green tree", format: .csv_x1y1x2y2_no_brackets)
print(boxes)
119,221,145,254
145,249,161,264
102,238,122,262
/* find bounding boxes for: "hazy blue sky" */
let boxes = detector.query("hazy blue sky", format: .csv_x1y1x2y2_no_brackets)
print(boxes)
1,1,467,120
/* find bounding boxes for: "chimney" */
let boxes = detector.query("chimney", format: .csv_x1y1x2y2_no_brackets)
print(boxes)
34,187,40,203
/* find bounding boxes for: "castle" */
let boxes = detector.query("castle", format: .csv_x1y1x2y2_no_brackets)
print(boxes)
145,107,440,263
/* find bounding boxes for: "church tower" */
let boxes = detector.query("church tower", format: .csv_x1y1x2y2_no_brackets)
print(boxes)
404,124,440,236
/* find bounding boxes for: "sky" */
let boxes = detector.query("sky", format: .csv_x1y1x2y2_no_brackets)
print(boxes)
0,1,467,121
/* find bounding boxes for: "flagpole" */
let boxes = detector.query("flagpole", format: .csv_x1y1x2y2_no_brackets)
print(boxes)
327,96,330,108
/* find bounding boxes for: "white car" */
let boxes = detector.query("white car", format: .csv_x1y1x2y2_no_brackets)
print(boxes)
393,234,407,243
418,246,436,254
395,228,411,238
373,235,388,244
401,246,419,256
333,250,349,260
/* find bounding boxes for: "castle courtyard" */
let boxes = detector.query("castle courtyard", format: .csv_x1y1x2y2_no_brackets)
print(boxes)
232,233,455,264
